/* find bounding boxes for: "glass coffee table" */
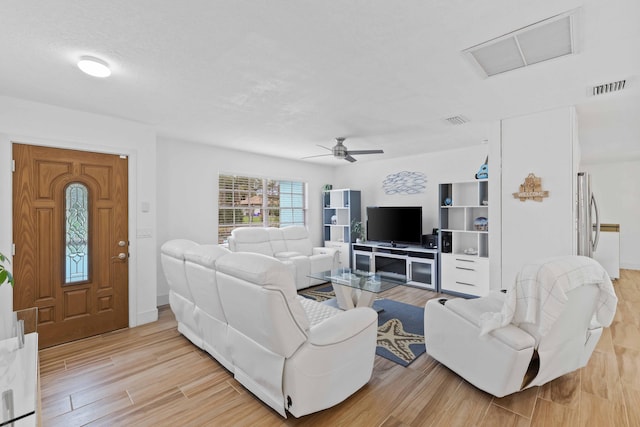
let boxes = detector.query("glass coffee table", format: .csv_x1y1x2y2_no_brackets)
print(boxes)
308,268,407,310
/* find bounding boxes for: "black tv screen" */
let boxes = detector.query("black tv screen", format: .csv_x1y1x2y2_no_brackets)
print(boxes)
366,206,423,246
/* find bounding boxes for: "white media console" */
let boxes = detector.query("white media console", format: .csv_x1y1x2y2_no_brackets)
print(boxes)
352,242,438,291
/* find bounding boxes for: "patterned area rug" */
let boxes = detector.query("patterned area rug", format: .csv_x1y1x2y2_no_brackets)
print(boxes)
299,287,426,366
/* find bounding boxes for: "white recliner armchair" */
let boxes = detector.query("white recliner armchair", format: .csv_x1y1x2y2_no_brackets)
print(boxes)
215,251,378,417
424,256,618,397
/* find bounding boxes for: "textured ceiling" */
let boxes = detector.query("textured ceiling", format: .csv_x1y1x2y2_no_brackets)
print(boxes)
0,0,638,164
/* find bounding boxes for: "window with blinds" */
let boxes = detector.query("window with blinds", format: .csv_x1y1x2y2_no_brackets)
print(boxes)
218,174,306,244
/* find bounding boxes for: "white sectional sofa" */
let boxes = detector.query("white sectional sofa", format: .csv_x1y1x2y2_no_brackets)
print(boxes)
227,225,338,290
160,240,378,418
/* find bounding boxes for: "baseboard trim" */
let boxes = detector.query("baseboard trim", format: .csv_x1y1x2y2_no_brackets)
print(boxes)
137,308,158,326
621,264,640,271
157,294,169,307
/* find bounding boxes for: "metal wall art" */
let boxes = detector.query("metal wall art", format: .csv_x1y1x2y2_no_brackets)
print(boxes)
382,171,427,195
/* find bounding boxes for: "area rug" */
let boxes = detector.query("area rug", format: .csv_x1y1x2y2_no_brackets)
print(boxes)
299,288,426,366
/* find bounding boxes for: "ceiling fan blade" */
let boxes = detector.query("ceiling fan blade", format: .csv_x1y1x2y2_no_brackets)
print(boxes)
345,155,357,162
301,153,333,159
316,144,333,152
346,149,384,155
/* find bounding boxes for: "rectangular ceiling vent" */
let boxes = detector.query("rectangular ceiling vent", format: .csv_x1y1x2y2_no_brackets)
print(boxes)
463,9,579,78
444,115,470,125
592,80,626,96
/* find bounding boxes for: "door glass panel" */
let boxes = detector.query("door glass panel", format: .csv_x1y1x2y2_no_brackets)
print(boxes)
65,183,89,283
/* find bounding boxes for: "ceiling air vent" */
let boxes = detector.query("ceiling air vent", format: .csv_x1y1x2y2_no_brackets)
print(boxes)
463,9,579,78
444,115,470,125
592,80,626,96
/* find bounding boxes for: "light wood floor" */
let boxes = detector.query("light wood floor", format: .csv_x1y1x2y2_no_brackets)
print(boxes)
39,270,640,426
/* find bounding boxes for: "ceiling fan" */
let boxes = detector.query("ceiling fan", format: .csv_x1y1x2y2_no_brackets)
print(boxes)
302,137,384,162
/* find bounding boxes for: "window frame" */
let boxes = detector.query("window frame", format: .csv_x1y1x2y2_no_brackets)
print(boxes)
218,173,307,244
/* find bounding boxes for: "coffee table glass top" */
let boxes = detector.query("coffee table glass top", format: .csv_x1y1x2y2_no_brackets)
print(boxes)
309,268,407,293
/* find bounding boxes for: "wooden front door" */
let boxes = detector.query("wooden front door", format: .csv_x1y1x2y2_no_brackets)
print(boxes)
13,144,129,348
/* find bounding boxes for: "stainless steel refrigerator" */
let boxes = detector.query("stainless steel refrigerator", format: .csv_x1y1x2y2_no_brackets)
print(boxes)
577,172,600,257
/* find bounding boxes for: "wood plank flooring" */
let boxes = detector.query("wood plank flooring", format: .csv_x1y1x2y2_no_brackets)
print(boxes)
39,270,640,426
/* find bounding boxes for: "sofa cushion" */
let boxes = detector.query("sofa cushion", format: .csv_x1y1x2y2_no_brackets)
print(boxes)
160,239,199,258
184,244,231,267
229,227,274,256
281,226,313,256
297,296,341,327
216,252,310,332
267,227,288,254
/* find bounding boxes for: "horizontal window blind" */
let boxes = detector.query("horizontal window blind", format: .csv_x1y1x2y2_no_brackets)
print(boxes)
218,175,306,243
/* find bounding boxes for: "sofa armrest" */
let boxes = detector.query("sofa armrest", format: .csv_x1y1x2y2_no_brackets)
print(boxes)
424,298,535,397
308,307,377,345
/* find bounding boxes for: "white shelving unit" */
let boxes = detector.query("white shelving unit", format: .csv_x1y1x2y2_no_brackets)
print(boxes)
439,180,490,297
322,189,361,268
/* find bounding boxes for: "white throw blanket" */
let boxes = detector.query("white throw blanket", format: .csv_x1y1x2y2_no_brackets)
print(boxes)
479,256,618,338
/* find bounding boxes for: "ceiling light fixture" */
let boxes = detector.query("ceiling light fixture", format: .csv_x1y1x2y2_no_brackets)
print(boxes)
77,56,111,78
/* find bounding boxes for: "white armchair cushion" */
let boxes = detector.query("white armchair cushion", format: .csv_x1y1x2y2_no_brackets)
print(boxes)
445,294,536,351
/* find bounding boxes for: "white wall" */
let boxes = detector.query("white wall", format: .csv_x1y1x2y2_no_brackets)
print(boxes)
155,137,334,303
0,96,158,337
500,107,578,288
582,160,640,269
331,145,491,234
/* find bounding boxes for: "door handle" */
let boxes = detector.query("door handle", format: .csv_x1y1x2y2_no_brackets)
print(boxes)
111,253,127,260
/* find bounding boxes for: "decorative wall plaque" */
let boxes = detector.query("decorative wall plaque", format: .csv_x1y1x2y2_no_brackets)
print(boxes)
382,171,427,195
513,173,549,202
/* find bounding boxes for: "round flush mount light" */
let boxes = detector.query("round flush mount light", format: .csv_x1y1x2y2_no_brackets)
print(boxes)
77,56,111,78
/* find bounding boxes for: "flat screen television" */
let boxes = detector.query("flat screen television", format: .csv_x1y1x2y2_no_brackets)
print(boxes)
366,206,423,247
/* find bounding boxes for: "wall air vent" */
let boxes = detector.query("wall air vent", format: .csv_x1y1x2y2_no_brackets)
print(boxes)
463,9,579,78
592,80,626,96
444,115,470,125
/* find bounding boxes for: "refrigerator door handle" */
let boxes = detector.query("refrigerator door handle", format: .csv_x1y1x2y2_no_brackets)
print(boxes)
591,194,600,252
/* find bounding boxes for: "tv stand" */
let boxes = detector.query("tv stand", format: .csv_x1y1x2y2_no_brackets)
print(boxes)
352,243,438,290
